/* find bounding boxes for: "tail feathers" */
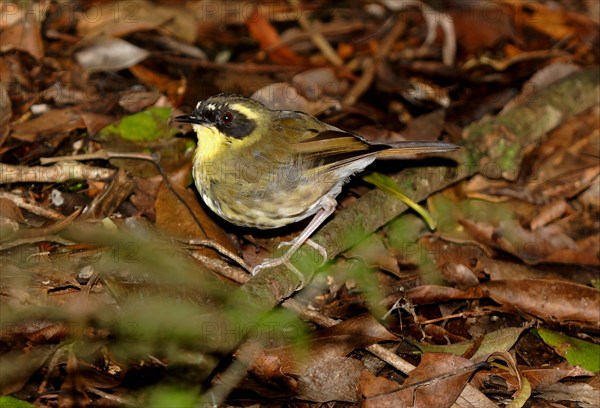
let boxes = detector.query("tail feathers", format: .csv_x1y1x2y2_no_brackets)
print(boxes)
376,140,460,159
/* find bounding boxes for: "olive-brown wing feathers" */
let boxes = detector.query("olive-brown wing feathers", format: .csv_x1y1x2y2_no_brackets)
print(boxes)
276,110,459,176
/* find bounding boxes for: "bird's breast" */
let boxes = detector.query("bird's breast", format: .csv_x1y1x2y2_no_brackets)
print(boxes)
192,154,338,228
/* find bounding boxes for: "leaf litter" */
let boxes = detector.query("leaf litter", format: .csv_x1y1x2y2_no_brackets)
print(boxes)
0,1,598,407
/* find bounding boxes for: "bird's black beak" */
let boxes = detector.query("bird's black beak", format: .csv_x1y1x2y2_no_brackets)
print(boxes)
174,114,208,125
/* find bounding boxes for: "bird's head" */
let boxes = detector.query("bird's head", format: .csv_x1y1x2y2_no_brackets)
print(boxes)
176,94,272,144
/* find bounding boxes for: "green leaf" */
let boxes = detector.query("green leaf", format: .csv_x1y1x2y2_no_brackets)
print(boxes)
99,107,175,142
413,327,526,359
507,376,531,408
413,340,473,357
0,396,35,407
536,328,600,372
471,327,526,360
363,172,436,229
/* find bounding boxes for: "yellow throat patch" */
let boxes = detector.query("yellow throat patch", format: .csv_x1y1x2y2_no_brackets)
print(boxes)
192,102,264,162
192,124,226,162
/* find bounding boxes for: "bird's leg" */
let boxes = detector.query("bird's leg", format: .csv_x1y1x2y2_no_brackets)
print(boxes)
251,197,336,277
292,238,328,262
276,236,328,262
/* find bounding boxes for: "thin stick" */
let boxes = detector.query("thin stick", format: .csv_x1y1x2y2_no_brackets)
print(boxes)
0,162,114,184
343,17,407,106
185,238,251,273
289,0,344,66
40,150,154,164
0,191,65,220
0,235,76,251
190,253,251,284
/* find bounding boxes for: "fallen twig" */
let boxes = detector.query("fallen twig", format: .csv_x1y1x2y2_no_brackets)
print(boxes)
0,162,114,184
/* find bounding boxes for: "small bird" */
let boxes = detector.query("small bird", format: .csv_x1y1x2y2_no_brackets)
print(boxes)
175,94,459,276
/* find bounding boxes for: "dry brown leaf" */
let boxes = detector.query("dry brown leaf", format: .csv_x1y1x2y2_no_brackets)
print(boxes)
482,279,600,323
76,38,149,72
0,197,25,223
0,18,44,59
10,108,84,143
83,168,133,221
0,81,10,146
360,353,476,408
516,363,592,391
246,8,306,65
76,0,197,43
130,176,161,219
440,262,479,289
506,0,599,44
119,90,162,113
403,353,477,408
578,175,600,209
129,64,186,106
471,362,592,392
451,4,518,54
296,356,364,402
78,111,116,136
291,67,348,100
0,344,59,395
461,218,599,266
252,82,339,115
530,199,569,230
423,324,470,345
542,234,600,265
250,313,397,394
154,182,237,254
406,285,484,305
483,258,563,281
302,314,397,365
535,165,600,203
401,109,446,142
358,369,404,408
527,107,599,202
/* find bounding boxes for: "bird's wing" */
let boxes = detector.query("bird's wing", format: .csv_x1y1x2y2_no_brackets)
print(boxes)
277,111,384,173
277,110,459,176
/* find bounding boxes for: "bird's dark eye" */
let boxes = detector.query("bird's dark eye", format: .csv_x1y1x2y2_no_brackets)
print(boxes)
221,111,234,124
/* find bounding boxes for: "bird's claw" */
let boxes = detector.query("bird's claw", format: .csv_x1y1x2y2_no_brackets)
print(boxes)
251,257,306,290
250,239,328,290
275,238,328,266
250,256,287,276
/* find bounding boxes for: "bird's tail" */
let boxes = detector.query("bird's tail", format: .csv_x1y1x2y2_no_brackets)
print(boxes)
376,140,460,159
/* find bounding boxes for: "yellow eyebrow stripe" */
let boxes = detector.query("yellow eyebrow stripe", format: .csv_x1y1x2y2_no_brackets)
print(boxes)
229,103,260,122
